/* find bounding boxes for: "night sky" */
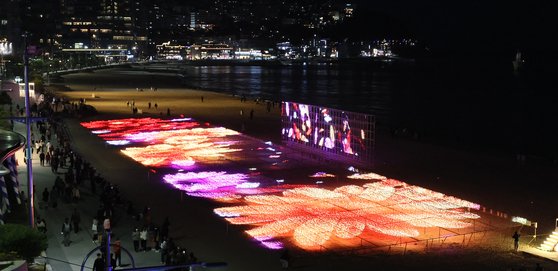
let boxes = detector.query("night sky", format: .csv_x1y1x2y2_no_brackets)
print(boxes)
352,1,554,54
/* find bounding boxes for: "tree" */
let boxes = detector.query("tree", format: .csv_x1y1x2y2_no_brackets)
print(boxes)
0,91,12,106
0,224,48,262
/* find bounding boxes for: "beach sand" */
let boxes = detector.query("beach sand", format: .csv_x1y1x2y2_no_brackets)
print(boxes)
53,72,282,143
47,69,558,270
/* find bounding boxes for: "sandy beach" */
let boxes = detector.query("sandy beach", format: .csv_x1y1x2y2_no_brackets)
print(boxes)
45,68,558,270
54,78,283,143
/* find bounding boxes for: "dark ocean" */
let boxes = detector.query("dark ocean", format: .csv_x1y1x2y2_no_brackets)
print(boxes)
176,55,556,158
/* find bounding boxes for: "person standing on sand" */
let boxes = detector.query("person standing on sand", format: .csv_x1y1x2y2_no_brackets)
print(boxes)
201,96,204,102
279,249,290,269
167,108,170,116
512,231,520,251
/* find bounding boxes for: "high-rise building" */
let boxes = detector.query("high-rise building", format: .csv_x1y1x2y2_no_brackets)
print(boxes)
58,0,148,59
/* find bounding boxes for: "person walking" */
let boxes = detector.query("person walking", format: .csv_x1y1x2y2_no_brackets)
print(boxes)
50,185,59,208
140,227,148,252
132,228,140,252
513,231,520,252
91,218,99,242
71,208,81,233
41,188,49,209
39,151,45,166
61,218,72,246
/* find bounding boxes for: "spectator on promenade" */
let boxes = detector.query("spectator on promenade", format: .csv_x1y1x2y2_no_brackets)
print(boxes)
161,217,170,240
103,217,111,233
93,253,104,271
71,208,81,233
45,151,51,165
132,228,140,252
39,151,45,166
140,227,148,251
114,238,122,266
50,185,58,208
110,253,116,269
61,218,72,246
36,218,47,234
41,188,49,209
91,218,99,242
160,237,168,264
72,185,81,202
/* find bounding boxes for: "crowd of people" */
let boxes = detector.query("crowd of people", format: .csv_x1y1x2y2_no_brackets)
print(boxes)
23,95,202,270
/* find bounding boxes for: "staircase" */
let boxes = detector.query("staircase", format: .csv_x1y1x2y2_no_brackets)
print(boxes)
539,231,558,251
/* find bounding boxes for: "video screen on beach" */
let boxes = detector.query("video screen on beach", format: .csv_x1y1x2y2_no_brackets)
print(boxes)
281,102,374,161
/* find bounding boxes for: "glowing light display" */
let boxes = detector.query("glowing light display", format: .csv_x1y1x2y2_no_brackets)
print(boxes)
81,118,201,143
163,171,314,201
82,118,243,168
82,118,487,252
215,181,480,249
163,171,250,192
347,172,387,181
309,172,336,178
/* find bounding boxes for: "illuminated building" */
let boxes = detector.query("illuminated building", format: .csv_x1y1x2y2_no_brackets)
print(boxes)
156,42,185,60
189,43,233,60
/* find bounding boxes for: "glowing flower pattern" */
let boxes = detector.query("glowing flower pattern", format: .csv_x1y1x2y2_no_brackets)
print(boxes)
81,118,200,143
83,118,485,251
215,181,480,248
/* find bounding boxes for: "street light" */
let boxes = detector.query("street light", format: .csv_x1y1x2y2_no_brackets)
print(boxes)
0,39,13,77
22,33,35,228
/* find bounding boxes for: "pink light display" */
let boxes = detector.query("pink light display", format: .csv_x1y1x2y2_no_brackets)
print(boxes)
82,118,243,168
163,171,316,202
81,118,200,143
215,181,480,249
309,172,336,178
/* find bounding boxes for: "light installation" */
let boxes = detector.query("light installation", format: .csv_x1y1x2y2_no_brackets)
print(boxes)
163,171,315,202
82,118,486,251
82,118,243,168
81,118,200,144
215,180,480,249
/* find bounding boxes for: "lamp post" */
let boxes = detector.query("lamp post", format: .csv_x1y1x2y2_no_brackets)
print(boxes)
22,33,35,228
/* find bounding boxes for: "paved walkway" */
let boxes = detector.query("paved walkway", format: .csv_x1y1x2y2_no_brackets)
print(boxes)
12,121,162,270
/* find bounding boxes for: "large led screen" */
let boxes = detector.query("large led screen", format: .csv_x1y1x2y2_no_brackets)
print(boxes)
281,102,375,163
